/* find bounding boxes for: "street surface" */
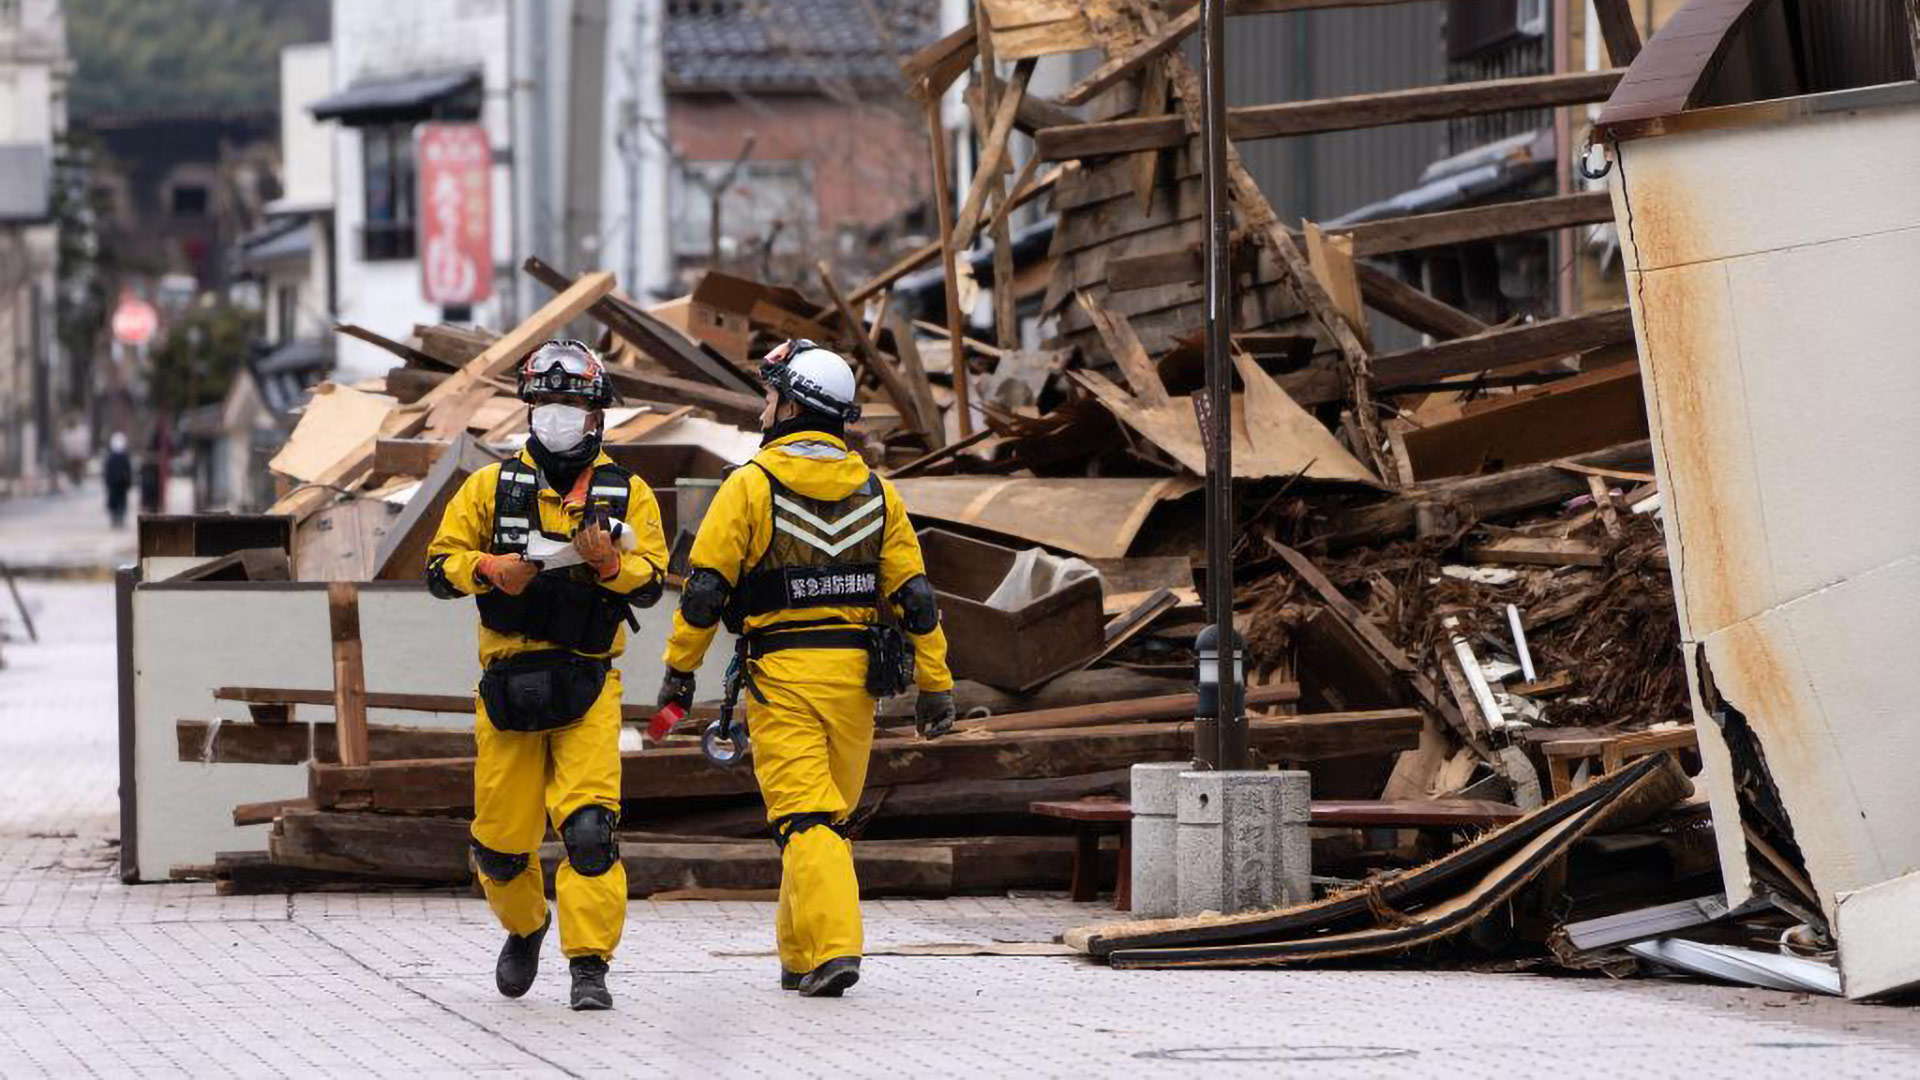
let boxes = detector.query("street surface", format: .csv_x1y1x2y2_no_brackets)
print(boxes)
1,568,1919,1077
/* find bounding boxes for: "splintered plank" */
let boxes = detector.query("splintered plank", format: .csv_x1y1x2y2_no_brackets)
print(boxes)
1464,537,1607,568
327,583,370,767
1367,308,1635,391
308,711,1424,813
1341,192,1616,257
1037,71,1625,158
1319,440,1655,548
422,271,616,439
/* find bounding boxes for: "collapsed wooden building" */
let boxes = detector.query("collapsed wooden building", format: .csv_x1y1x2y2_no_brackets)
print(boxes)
123,0,1821,981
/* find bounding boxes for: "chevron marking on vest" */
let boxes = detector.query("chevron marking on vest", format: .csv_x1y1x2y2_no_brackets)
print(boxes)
772,493,883,536
773,515,885,558
771,491,886,558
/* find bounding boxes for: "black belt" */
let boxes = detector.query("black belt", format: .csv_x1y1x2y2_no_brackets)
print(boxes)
743,626,870,659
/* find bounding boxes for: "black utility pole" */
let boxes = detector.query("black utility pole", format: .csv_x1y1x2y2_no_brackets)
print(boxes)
1195,0,1245,770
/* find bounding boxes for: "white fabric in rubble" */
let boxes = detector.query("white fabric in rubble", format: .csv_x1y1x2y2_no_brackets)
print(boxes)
983,547,1099,612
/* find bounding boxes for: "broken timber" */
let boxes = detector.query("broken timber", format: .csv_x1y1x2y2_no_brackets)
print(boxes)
309,711,1425,813
1036,70,1626,159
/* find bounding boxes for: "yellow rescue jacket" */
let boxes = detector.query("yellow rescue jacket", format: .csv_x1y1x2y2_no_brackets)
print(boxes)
428,447,669,667
662,431,954,692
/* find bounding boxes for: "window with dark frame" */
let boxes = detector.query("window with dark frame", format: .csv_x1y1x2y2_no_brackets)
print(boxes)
362,123,418,261
275,283,298,344
170,184,209,218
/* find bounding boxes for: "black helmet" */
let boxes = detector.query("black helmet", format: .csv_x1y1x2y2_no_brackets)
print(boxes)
518,339,613,407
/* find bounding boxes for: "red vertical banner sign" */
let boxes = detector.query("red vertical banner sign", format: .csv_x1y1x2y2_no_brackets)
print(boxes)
416,123,493,305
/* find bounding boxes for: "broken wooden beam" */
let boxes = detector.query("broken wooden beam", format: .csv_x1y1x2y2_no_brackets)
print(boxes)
1319,439,1654,548
953,683,1300,735
523,258,757,396
1058,5,1201,107
308,711,1426,813
1464,536,1608,568
326,583,370,767
422,271,617,439
179,718,473,766
951,58,1036,250
1367,307,1633,391
1341,191,1616,257
1592,0,1644,65
1036,71,1625,159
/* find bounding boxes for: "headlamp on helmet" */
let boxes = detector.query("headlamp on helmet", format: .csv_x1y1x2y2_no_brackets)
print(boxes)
518,339,613,407
760,339,861,424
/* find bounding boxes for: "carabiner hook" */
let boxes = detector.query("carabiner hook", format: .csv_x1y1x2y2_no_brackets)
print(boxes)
1577,137,1614,181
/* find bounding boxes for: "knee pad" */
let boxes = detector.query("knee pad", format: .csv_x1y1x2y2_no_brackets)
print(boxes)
560,805,620,877
470,840,530,883
891,574,940,635
774,812,847,850
679,568,731,629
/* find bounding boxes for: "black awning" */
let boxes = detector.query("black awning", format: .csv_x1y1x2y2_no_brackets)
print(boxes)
310,69,482,126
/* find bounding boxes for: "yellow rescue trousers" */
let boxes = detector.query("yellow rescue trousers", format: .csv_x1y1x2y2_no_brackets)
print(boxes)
471,670,628,960
748,646,876,975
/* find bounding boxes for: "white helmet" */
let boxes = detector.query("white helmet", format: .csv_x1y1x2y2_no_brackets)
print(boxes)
761,339,860,423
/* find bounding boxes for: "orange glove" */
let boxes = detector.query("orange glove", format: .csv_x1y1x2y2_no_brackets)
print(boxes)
477,554,537,596
573,523,620,581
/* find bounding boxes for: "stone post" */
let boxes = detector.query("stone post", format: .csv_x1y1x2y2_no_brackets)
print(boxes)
1129,761,1191,918
1176,770,1312,917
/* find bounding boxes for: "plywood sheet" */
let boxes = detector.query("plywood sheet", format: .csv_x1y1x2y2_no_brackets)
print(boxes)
892,475,1199,559
268,385,398,483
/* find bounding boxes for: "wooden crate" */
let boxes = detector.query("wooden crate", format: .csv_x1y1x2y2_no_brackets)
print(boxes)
918,528,1104,692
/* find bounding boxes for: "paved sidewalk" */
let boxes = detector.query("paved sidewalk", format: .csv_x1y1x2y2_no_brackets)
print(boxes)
0,481,139,575
2,583,1920,1078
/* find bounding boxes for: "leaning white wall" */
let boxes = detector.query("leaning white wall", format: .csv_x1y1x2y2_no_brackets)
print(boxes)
132,582,733,880
1611,90,1920,927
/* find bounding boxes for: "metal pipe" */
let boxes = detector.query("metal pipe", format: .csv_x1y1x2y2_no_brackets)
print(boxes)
1198,0,1243,770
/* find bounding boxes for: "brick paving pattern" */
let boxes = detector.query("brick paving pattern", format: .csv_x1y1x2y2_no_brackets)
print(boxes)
1,581,1919,1077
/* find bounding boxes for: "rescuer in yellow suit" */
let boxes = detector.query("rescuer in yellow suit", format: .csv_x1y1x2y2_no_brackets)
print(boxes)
426,339,668,1011
657,339,955,998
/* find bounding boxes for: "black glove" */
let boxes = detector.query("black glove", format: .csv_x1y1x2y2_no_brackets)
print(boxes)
658,668,696,711
915,689,955,739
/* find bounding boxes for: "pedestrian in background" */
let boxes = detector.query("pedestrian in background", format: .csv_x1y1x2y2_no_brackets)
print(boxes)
104,433,133,529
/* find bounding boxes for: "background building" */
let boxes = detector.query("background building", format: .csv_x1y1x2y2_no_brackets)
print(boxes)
0,0,68,489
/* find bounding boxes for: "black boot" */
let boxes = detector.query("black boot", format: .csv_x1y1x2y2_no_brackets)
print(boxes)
780,968,803,991
570,956,613,1011
797,957,860,998
495,916,549,999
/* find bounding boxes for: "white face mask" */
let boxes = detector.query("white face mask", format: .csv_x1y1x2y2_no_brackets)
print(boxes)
530,403,593,452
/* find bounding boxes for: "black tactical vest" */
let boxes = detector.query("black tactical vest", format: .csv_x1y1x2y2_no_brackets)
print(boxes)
476,458,637,653
731,463,886,624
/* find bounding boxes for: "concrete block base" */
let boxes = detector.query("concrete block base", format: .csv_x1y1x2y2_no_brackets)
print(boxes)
1129,761,1191,919
1176,769,1311,917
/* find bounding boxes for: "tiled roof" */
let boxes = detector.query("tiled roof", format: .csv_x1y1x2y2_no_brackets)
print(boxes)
665,0,938,91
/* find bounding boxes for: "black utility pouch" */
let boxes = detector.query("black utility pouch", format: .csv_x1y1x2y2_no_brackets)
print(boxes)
865,625,916,698
478,650,610,732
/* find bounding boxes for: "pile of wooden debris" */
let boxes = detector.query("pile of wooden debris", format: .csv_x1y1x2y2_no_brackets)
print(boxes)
166,0,1760,977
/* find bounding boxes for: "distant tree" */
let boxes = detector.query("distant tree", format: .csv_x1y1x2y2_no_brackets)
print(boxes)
66,0,330,117
150,303,260,413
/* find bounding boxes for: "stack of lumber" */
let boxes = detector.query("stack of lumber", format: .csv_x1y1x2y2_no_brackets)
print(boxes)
188,669,1431,896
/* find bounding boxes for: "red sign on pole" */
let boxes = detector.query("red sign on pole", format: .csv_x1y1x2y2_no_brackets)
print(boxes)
111,293,159,346
416,123,493,305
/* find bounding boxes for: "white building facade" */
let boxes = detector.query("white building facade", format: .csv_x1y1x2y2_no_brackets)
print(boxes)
0,0,67,487
321,0,669,379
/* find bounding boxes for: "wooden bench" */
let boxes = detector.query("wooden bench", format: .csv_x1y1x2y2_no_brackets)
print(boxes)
1030,796,1529,911
1542,726,1696,798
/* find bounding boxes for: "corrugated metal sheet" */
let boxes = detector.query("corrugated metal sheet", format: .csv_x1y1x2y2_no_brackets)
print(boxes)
1217,4,1447,227
1797,0,1915,93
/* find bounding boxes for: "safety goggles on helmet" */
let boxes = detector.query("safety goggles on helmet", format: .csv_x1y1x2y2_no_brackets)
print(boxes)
518,339,613,407
760,339,861,424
